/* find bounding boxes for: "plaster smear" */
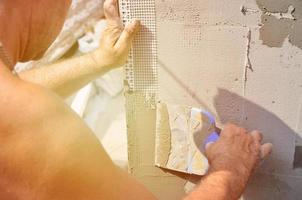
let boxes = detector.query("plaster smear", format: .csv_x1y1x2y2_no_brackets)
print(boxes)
155,103,211,176
256,0,302,49
120,1,192,199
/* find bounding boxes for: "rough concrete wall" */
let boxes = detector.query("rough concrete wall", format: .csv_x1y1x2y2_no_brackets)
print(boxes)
155,0,302,199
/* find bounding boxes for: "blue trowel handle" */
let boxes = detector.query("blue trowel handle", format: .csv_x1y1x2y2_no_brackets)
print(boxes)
198,110,221,147
205,131,220,145
205,124,221,146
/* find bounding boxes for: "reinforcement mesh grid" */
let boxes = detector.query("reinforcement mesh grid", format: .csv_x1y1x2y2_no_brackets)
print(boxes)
119,0,158,94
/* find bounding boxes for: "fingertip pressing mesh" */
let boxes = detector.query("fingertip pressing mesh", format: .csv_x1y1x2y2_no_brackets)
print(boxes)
119,0,158,95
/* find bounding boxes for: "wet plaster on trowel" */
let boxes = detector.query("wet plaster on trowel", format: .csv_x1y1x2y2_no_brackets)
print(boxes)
155,103,210,175
125,92,193,200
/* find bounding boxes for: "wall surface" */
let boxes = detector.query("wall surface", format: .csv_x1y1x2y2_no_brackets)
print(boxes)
155,0,302,199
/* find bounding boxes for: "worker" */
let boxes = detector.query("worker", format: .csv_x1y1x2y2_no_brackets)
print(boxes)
0,0,272,199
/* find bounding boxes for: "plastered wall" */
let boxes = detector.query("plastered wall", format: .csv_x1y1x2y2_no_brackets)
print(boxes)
155,0,302,199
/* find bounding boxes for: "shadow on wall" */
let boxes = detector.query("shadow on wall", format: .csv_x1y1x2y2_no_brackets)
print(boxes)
158,60,212,112
256,0,302,49
214,88,302,170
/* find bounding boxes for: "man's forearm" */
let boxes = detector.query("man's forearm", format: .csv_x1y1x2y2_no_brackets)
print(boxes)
184,170,247,200
18,0,140,99
18,53,107,98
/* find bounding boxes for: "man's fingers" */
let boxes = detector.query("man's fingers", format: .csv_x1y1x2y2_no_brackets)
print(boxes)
104,0,122,27
250,130,263,142
250,131,272,160
260,143,273,159
220,123,247,139
205,142,214,151
115,20,141,50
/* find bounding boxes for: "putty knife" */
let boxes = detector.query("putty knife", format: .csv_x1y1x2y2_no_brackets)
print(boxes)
155,102,221,176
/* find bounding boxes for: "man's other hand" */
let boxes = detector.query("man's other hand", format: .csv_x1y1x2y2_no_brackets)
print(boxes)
90,0,140,71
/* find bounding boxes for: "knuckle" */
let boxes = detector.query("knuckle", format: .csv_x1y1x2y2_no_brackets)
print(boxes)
252,130,261,135
221,125,233,137
124,25,135,35
222,123,236,134
251,142,261,155
256,133,263,140
253,139,261,148
246,134,253,141
113,26,123,33
238,127,247,134
251,130,263,141
106,26,122,34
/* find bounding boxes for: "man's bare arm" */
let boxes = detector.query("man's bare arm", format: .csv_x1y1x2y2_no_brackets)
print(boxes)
0,59,157,200
185,171,245,200
18,0,140,98
184,124,273,200
18,51,114,98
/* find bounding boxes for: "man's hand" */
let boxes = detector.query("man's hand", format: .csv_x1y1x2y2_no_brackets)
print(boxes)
18,0,140,98
206,123,273,181
185,124,272,200
90,0,140,71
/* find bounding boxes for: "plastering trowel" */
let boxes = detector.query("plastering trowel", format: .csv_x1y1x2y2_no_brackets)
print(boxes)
155,102,221,176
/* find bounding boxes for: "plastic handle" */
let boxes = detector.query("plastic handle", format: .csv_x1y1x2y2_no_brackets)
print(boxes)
200,110,220,146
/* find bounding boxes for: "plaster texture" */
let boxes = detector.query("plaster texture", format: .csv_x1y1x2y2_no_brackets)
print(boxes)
136,0,302,199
